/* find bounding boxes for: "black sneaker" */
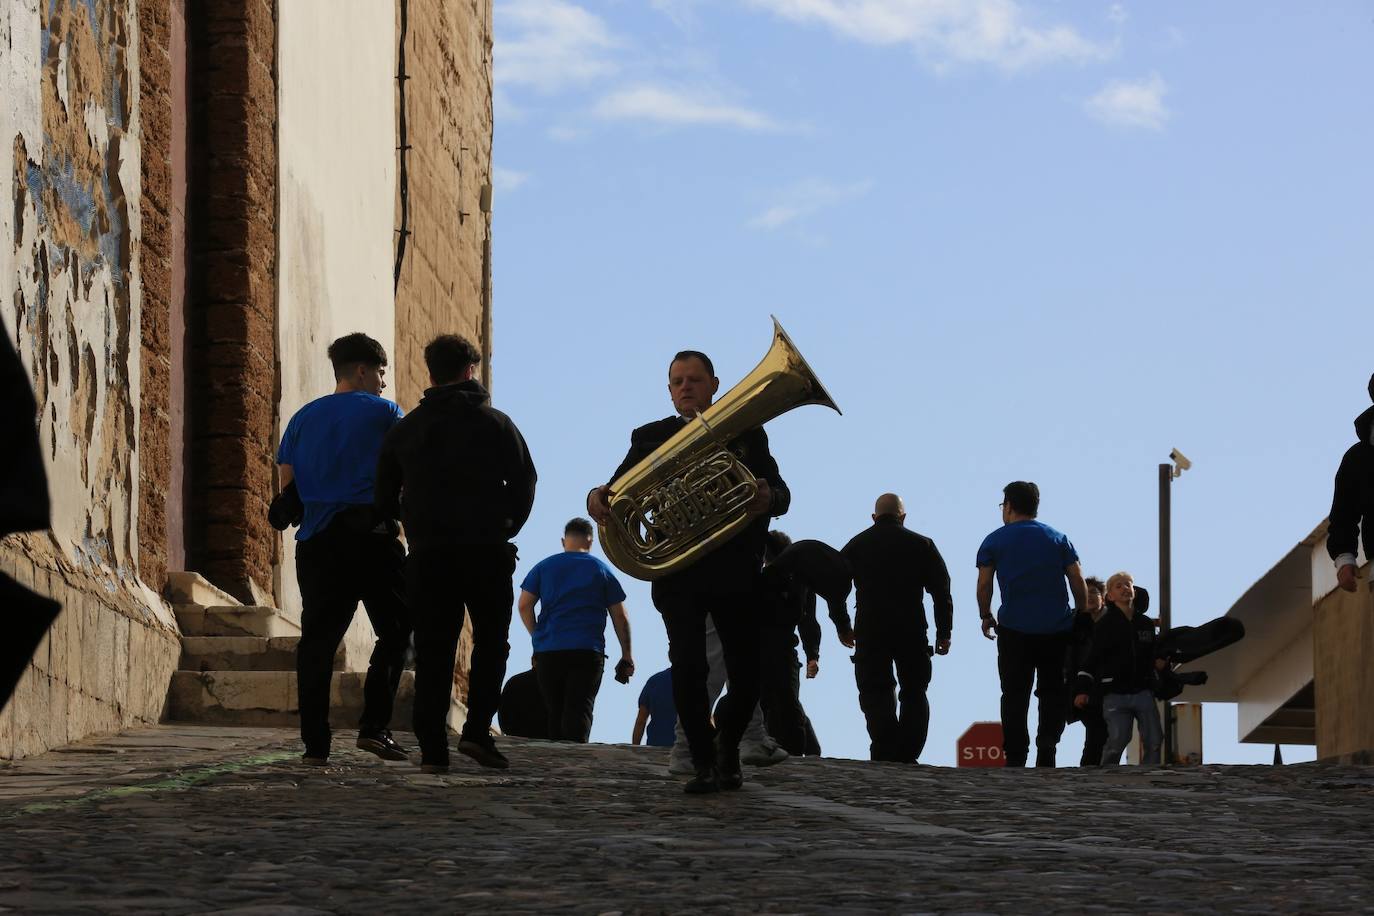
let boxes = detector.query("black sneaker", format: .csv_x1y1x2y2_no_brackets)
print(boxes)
683,765,721,795
357,730,409,761
419,761,450,774
301,754,329,767
457,736,510,769
715,740,744,791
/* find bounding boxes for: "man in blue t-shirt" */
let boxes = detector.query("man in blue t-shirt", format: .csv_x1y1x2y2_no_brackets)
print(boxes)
517,518,634,742
975,481,1087,768
634,667,676,748
275,333,410,766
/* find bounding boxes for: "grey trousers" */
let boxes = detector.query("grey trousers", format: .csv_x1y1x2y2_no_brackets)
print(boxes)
1101,689,1163,765
669,616,769,765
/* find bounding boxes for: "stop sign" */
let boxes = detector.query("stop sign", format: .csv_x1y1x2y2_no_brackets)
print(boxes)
957,721,1005,767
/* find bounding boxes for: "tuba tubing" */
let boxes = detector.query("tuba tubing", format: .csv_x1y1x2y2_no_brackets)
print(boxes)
599,317,840,581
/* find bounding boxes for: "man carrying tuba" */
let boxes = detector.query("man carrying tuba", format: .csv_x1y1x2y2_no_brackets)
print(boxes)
588,349,790,794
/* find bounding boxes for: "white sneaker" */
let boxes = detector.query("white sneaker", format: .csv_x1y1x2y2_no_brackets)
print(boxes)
741,740,789,767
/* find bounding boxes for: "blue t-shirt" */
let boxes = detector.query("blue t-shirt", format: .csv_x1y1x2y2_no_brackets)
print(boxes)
638,669,676,747
276,391,403,541
975,519,1079,634
521,551,627,654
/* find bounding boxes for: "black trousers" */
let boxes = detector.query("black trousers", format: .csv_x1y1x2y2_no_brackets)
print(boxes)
1080,700,1107,766
853,632,932,762
294,523,411,756
997,627,1072,767
758,625,820,756
656,588,762,768
407,543,516,765
534,649,604,742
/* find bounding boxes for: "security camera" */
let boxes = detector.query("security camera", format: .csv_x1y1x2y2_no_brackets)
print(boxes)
1170,448,1192,472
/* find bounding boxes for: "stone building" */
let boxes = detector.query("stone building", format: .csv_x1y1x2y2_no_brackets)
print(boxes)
1,0,495,759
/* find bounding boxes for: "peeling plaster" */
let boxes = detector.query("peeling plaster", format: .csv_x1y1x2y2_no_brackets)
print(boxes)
2,0,145,600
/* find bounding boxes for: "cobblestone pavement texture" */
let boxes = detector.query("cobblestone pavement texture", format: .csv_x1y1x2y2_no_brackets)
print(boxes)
1,726,1372,914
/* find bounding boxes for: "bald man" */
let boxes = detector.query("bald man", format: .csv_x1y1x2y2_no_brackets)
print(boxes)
840,494,953,763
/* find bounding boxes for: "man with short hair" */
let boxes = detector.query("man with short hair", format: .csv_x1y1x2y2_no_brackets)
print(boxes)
842,494,952,763
518,518,634,742
588,349,790,794
276,332,411,766
977,481,1087,768
1067,576,1108,766
1329,373,1374,594
375,334,537,773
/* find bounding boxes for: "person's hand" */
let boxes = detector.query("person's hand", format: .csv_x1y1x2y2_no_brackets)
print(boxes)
613,657,635,683
587,485,611,524
806,659,819,679
935,638,951,656
1338,564,1359,593
839,631,856,649
747,479,773,515
1073,693,1090,709
981,616,997,640
1155,657,1169,671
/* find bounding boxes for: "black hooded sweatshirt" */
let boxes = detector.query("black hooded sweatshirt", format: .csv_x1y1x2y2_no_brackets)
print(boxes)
1328,405,1374,566
1074,604,1160,697
374,380,536,549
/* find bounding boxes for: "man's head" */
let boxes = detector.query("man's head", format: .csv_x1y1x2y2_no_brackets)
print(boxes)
1368,372,1373,402
1105,571,1135,610
425,334,481,387
873,493,905,525
1085,576,1105,614
562,517,594,552
1001,481,1039,523
764,529,793,564
328,333,388,395
667,350,719,418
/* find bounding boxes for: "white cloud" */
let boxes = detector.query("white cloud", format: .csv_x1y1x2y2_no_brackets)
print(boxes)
492,167,530,192
592,86,783,131
1085,72,1169,130
1107,3,1128,25
747,178,874,230
745,0,1110,70
495,0,620,93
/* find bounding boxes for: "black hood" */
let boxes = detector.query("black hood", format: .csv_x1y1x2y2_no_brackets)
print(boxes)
1356,405,1374,446
421,379,490,411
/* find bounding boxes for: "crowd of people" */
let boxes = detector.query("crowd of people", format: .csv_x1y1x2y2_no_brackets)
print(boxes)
271,330,1361,791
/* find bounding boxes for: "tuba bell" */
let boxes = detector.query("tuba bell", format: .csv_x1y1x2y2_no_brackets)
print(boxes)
599,317,841,581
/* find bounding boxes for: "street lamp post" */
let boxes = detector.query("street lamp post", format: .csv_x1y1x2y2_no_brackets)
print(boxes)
1160,449,1190,765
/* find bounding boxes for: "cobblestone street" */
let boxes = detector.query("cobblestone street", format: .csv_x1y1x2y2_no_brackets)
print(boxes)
1,726,1372,914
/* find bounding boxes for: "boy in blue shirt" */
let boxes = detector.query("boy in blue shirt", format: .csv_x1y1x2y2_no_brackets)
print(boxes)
276,333,411,765
634,667,676,748
975,481,1087,768
518,518,634,742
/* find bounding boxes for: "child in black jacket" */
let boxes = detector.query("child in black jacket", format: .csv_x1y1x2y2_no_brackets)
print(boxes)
1073,572,1165,765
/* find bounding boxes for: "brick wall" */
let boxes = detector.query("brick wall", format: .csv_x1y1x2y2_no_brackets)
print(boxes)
186,0,279,603
393,0,494,409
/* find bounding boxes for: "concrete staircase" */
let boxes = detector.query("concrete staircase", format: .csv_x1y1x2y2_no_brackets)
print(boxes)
163,572,419,729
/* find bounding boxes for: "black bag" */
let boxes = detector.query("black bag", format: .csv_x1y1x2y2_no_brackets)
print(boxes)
267,481,305,531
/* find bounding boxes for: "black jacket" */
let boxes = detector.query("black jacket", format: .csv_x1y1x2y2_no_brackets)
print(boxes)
760,539,853,660
374,380,536,549
1328,405,1374,566
609,417,789,596
1074,605,1160,697
840,517,953,643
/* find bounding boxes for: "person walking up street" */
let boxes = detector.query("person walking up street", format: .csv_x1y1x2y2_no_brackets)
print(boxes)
374,334,537,773
1073,572,1166,765
518,518,634,742
275,333,412,766
1329,373,1374,594
977,481,1087,768
1067,577,1108,766
633,667,676,748
842,494,952,763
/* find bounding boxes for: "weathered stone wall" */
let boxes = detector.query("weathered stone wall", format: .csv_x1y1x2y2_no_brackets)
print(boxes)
393,0,494,407
1,0,179,759
185,0,278,604
393,0,495,714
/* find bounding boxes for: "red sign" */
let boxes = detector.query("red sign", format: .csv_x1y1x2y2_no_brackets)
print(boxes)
957,721,1005,767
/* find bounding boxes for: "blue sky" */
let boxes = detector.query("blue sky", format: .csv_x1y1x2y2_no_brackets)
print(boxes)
486,0,1374,765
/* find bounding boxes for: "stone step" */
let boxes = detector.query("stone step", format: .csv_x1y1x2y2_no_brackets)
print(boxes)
165,670,421,729
174,605,302,638
177,636,347,673
166,571,241,608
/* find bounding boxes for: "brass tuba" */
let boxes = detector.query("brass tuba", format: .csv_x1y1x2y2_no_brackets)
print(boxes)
599,317,841,581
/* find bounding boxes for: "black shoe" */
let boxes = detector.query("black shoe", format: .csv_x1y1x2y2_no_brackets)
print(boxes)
419,761,450,774
457,735,510,769
715,741,744,791
683,766,721,795
357,730,409,761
